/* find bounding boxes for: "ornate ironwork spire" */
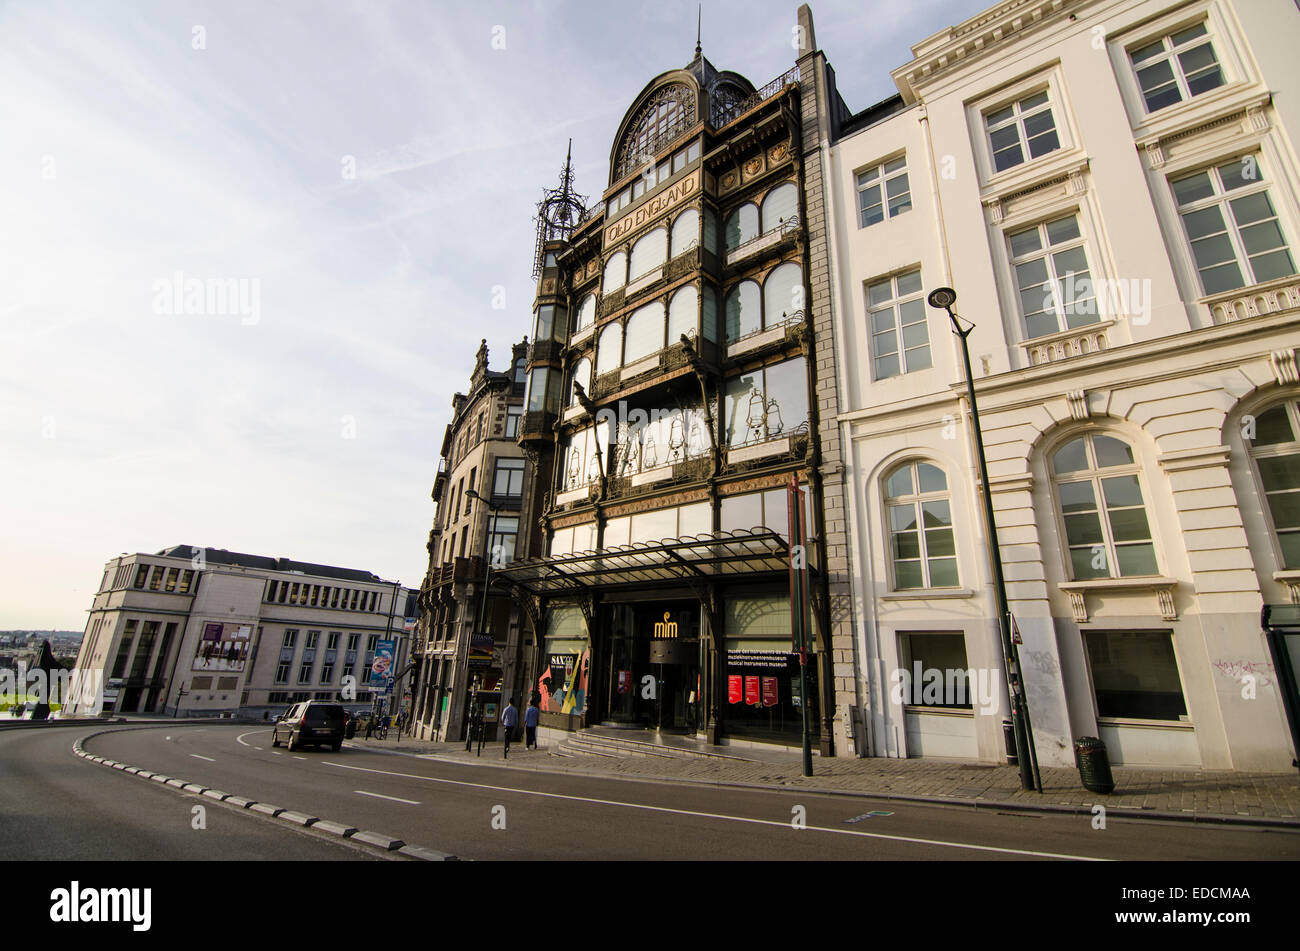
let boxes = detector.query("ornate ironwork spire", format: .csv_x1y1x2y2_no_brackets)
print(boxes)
532,139,588,279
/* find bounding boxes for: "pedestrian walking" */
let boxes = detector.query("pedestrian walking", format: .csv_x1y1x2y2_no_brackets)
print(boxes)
524,696,540,749
501,697,518,758
364,715,375,739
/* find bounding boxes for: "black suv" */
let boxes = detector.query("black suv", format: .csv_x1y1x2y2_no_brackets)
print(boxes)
272,701,345,752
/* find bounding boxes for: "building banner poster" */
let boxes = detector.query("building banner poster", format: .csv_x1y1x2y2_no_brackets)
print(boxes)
728,675,743,704
192,622,251,672
761,676,779,707
370,639,395,688
744,676,760,705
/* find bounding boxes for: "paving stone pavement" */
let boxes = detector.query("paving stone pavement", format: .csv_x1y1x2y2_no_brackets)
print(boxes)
348,733,1300,824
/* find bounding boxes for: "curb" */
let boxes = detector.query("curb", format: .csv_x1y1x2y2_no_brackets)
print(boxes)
71,725,459,861
351,742,1300,831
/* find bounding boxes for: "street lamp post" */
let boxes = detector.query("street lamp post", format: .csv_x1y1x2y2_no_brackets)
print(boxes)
927,287,1042,793
465,489,501,756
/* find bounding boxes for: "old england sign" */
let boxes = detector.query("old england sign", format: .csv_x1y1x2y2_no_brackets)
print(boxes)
605,169,700,245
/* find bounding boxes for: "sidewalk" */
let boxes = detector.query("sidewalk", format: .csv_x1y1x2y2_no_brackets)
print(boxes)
347,732,1300,826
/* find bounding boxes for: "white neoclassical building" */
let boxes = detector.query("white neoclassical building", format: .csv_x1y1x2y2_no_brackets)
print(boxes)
819,0,1300,769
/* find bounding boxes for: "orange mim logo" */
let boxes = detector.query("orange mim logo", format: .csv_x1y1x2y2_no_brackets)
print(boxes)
653,612,678,639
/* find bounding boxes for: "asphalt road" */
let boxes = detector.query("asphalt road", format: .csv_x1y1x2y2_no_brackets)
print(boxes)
0,725,381,861
44,722,1300,861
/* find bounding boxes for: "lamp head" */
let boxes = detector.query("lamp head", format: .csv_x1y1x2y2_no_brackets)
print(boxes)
927,287,957,310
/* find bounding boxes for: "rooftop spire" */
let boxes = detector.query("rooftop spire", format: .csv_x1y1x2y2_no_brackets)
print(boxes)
695,4,702,56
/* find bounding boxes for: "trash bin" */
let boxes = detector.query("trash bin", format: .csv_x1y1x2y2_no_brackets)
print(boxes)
1074,735,1115,794
1002,719,1018,765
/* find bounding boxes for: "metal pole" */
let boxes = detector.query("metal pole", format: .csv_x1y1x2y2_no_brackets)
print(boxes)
948,311,1041,792
790,473,813,777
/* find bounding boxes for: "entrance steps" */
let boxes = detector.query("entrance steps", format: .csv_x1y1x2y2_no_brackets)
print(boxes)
554,729,757,763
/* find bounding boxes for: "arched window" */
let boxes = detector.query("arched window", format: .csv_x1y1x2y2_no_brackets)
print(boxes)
629,229,667,280
1052,434,1157,579
603,252,627,294
724,280,761,342
596,322,623,376
1247,398,1300,568
569,358,591,405
671,209,700,257
575,294,597,332
763,262,803,327
761,183,798,232
668,285,698,343
724,204,759,252
623,302,666,364
885,462,957,589
615,83,696,180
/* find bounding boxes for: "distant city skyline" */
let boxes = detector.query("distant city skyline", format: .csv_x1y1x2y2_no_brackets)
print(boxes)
0,0,990,629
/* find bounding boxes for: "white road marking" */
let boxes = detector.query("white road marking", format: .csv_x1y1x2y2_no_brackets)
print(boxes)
293,756,306,761
270,751,282,756
321,761,1107,861
236,729,273,747
190,754,215,762
253,747,264,751
355,790,420,805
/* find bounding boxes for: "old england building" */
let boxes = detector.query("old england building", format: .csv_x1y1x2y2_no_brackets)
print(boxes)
415,0,1300,769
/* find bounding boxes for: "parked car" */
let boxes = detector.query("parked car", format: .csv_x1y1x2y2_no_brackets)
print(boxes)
271,701,345,752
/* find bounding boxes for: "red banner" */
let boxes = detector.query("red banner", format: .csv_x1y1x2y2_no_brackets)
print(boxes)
761,676,779,707
728,675,742,704
745,676,760,705
617,670,632,695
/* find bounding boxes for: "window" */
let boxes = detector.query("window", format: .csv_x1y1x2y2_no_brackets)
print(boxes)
164,568,179,592
624,302,666,364
724,280,761,341
1085,631,1188,721
298,661,313,684
347,633,360,651
898,633,971,708
179,569,195,593
629,229,667,279
885,462,958,589
1130,22,1225,113
575,294,597,332
367,635,379,652
723,357,809,447
534,305,568,343
514,357,526,386
282,630,298,649
133,565,148,589
487,515,520,566
986,91,1060,172
493,458,525,498
275,662,290,684
326,631,340,650
1247,399,1300,569
764,262,803,326
1052,434,1158,579
526,367,561,413
724,204,759,252
466,468,477,514
868,269,930,379
1009,214,1098,338
505,405,523,438
668,286,698,343
319,660,334,684
856,158,911,227
569,358,591,406
761,183,799,232
305,630,319,650
603,252,627,294
1173,155,1295,295
670,209,699,257
596,322,623,376
148,567,163,591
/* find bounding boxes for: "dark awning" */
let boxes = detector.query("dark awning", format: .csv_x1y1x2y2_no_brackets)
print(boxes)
494,528,803,596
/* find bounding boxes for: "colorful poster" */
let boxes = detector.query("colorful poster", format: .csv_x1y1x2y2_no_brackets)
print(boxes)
761,676,779,707
744,676,760,705
560,649,589,715
540,653,577,712
617,669,632,694
468,634,494,669
728,675,743,704
192,622,251,672
370,638,395,688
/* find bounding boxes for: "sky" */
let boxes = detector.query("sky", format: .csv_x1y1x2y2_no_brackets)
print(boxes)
0,0,992,631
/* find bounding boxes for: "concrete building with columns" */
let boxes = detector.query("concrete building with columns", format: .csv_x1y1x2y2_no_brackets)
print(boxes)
823,0,1300,769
